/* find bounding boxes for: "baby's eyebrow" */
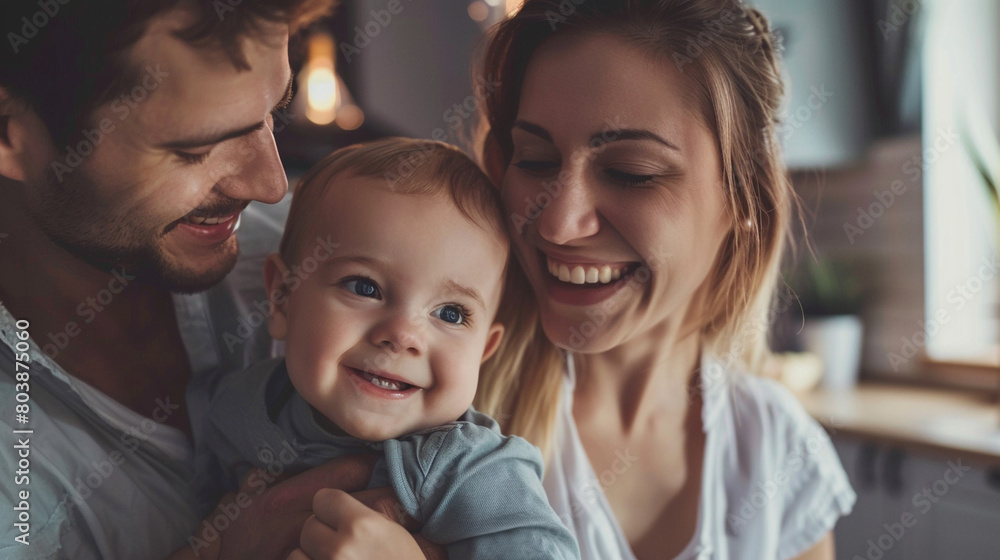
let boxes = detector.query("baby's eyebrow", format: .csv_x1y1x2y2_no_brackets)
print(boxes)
324,255,387,268
443,280,486,310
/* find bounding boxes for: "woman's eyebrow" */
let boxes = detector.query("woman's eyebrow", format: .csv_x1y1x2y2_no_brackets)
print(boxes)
513,119,681,152
597,129,681,152
512,119,553,142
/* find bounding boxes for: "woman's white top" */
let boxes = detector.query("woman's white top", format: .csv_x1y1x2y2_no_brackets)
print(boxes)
543,352,856,560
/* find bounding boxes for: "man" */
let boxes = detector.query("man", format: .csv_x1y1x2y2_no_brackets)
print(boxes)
0,2,437,558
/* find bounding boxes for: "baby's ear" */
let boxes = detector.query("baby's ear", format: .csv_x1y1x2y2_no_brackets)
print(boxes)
263,253,291,340
480,322,505,364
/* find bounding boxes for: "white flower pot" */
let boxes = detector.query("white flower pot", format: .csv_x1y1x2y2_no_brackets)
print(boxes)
801,315,864,391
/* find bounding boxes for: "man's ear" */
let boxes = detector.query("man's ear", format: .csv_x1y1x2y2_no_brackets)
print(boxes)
264,253,292,341
0,87,40,183
480,322,505,364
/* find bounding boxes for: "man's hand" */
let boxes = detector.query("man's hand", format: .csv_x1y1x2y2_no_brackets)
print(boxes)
286,488,426,560
172,454,446,560
182,454,377,560
287,487,448,560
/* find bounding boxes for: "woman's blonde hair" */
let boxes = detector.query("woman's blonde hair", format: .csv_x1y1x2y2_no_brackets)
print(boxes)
474,0,794,460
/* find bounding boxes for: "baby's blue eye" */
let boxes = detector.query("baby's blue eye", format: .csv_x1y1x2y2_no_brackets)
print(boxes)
343,277,380,299
435,305,466,325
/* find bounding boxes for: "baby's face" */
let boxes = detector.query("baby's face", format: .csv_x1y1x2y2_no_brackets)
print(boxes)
267,174,507,441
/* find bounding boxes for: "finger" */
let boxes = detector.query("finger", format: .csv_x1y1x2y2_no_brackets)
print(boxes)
271,453,380,511
413,534,448,560
311,487,376,529
299,513,341,560
286,548,310,560
349,487,420,531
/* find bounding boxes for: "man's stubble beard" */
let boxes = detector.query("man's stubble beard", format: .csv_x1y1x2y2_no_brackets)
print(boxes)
28,166,239,294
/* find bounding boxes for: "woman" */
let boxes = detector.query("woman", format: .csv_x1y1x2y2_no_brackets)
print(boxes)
473,1,856,559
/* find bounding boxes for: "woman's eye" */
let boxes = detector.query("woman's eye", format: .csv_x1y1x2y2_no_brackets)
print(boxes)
434,304,469,325
177,151,211,165
605,169,655,187
343,277,381,299
513,160,559,174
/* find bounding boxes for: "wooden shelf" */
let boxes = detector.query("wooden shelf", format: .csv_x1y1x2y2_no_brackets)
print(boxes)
798,382,1000,468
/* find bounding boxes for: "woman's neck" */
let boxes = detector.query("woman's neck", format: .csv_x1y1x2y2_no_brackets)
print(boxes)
573,318,702,433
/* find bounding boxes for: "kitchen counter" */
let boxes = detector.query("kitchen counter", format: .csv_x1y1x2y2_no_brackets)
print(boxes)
799,382,1000,468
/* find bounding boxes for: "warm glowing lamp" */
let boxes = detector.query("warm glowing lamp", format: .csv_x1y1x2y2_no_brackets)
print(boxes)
299,30,364,129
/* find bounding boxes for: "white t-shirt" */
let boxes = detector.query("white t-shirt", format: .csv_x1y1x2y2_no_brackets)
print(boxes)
0,200,288,560
543,352,856,560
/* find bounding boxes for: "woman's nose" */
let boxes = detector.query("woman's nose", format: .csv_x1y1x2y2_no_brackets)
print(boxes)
370,314,427,356
534,166,601,245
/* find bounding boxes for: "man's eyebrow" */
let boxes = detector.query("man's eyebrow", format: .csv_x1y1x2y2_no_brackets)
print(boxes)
513,119,681,152
443,280,486,310
159,74,294,151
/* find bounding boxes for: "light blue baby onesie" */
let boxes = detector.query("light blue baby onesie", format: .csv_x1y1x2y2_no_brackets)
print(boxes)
195,357,580,560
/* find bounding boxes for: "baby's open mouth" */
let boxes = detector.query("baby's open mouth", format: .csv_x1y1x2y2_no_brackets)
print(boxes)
352,367,416,391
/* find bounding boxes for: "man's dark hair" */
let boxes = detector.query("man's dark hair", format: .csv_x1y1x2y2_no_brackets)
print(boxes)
0,0,335,147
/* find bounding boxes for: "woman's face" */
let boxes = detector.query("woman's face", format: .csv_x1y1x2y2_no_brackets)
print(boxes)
501,33,733,353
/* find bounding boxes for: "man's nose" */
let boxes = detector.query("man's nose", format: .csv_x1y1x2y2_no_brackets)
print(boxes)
214,124,287,204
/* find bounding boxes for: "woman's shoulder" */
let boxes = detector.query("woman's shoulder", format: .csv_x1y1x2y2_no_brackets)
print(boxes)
731,371,815,430
704,358,844,476
706,358,856,558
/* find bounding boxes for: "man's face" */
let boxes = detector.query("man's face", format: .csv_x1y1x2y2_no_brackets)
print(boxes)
18,7,292,292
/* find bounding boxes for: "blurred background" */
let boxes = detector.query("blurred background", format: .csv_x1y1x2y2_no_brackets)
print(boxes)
273,1,1000,557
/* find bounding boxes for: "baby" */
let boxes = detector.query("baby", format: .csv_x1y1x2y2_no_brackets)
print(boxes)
196,138,579,559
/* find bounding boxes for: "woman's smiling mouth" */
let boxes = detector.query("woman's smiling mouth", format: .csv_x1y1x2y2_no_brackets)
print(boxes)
544,255,634,285
538,251,644,306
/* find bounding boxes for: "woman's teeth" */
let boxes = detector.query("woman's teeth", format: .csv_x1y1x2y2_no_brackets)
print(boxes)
546,257,628,285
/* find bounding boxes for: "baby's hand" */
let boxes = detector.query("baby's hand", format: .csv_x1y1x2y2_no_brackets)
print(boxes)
287,488,433,560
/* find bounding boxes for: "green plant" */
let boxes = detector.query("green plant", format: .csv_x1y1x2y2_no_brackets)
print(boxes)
789,257,866,317
962,121,1000,234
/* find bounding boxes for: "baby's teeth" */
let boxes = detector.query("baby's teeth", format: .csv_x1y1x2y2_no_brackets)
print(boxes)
599,266,612,283
585,267,599,283
370,376,402,390
558,264,571,282
570,266,585,284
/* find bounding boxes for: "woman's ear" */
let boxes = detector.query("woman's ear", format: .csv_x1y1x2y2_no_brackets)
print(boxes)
480,322,505,364
264,253,292,340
